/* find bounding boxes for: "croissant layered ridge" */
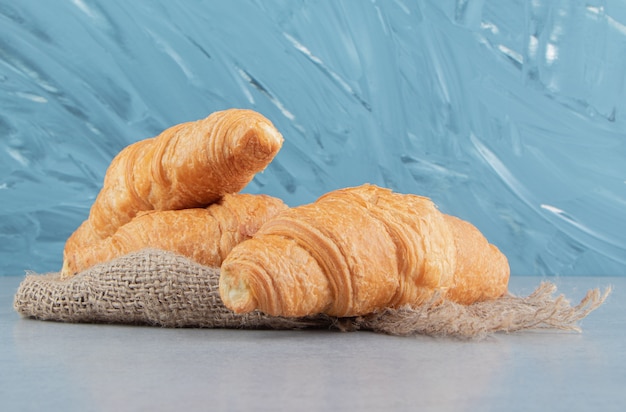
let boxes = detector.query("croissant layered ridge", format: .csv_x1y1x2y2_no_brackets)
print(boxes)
220,184,511,317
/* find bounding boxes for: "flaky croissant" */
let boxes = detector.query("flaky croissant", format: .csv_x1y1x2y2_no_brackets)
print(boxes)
219,184,510,317
62,108,283,276
61,193,287,277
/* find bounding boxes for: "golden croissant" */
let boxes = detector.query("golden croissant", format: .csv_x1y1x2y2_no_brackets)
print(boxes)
219,184,510,317
62,108,283,276
61,193,287,277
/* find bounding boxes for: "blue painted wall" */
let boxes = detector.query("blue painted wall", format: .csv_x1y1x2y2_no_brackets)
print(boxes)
1,1,624,275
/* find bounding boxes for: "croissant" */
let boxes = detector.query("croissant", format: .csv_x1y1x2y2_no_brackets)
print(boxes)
61,193,287,277
219,184,510,317
62,108,283,272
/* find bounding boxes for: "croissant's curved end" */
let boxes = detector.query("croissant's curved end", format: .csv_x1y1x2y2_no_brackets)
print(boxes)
223,109,284,164
219,264,258,314
257,120,284,156
442,214,510,304
60,254,76,279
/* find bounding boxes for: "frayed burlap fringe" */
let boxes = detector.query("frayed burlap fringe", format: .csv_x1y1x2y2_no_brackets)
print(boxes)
13,249,610,339
353,283,611,339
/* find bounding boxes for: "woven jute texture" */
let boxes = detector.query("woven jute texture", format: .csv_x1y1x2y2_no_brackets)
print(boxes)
13,249,610,339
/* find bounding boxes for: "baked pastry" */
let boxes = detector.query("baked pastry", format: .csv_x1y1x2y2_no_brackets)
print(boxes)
61,193,287,277
219,184,510,317
62,108,283,277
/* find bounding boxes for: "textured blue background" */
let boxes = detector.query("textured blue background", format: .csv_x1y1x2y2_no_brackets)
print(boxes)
1,0,625,276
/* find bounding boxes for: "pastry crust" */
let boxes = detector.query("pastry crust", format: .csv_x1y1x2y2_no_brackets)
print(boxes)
219,184,510,317
61,193,287,277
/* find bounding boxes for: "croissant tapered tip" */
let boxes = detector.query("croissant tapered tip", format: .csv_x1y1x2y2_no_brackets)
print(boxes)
220,266,257,314
60,258,74,279
227,111,284,166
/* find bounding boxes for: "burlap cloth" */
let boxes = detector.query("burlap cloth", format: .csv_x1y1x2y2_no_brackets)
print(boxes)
13,249,610,339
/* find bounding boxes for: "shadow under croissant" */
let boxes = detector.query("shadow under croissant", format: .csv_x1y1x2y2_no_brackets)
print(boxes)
13,249,610,340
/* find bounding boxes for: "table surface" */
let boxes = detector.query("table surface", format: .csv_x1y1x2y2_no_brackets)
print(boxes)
1,275,624,412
